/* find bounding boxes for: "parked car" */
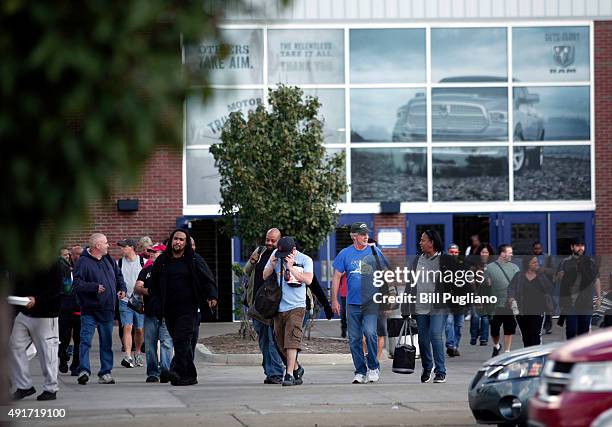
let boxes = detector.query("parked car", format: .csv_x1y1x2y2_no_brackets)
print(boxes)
469,342,562,427
392,77,544,172
528,328,612,427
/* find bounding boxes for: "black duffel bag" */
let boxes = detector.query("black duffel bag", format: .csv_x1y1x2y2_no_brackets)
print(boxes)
248,268,282,320
392,318,416,375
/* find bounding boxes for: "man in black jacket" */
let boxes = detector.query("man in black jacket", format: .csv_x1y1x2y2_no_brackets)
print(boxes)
57,247,81,376
149,229,218,386
9,260,63,401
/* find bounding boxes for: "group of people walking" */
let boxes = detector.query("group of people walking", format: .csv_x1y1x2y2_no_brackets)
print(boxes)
8,228,218,401
6,222,605,400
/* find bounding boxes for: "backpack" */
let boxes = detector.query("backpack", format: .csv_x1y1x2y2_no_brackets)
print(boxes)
118,256,145,269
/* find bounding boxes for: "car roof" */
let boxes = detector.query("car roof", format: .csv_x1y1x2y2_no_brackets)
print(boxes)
550,328,612,363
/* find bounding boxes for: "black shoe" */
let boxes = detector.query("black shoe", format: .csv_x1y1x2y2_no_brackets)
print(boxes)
146,376,160,383
293,365,304,380
161,370,178,384
37,391,56,401
470,339,477,345
12,387,36,400
446,347,455,357
545,329,552,335
282,374,296,387
77,371,89,385
70,369,79,377
492,344,502,357
264,376,283,384
420,370,433,383
171,377,198,386
480,341,488,346
59,363,69,374
453,348,461,357
433,373,447,383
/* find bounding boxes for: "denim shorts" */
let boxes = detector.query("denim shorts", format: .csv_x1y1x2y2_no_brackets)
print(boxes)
119,299,145,328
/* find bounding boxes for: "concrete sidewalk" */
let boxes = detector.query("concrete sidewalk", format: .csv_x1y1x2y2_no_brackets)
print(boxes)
3,320,568,427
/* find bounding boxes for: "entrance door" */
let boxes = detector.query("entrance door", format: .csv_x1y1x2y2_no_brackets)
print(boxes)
406,214,453,255
189,219,233,322
453,214,492,255
550,212,594,255
499,213,547,255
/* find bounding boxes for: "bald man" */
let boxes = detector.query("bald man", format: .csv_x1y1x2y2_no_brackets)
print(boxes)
73,233,127,385
243,228,285,384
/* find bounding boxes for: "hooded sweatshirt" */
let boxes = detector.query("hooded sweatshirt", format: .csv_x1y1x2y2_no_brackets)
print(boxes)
73,249,127,321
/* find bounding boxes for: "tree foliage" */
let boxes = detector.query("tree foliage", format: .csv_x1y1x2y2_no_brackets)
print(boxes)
211,85,347,252
0,0,271,274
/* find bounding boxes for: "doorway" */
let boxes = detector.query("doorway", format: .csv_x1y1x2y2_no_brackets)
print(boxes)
189,219,233,322
453,214,491,255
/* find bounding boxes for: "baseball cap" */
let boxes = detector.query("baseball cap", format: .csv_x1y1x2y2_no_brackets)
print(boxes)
350,222,370,235
117,238,137,247
275,236,296,259
151,243,166,252
572,236,585,245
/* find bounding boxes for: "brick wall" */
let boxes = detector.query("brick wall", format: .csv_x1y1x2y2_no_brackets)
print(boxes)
595,21,612,288
61,147,183,258
373,214,406,267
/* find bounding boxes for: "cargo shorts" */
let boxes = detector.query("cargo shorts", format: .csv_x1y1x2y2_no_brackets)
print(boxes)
274,307,306,353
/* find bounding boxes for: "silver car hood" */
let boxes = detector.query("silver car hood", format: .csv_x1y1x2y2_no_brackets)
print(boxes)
483,342,563,367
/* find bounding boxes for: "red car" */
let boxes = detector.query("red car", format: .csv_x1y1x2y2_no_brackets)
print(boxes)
529,328,612,427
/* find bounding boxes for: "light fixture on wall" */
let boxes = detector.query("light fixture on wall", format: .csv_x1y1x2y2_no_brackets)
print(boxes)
117,199,139,212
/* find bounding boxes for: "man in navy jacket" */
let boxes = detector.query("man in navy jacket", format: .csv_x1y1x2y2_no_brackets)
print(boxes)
73,233,127,385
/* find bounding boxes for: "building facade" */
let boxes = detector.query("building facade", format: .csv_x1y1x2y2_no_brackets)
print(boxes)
66,0,612,321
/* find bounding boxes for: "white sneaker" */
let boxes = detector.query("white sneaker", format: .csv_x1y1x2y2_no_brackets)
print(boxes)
98,373,115,384
352,374,366,384
134,354,144,367
367,368,380,383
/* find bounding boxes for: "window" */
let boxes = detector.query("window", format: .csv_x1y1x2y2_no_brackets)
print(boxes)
186,89,263,146
186,149,220,205
351,148,427,202
184,24,594,210
513,86,590,141
432,28,507,83
183,29,263,85
268,29,344,84
350,29,425,83
513,26,590,82
514,146,591,201
432,147,509,201
431,87,508,142
351,89,427,142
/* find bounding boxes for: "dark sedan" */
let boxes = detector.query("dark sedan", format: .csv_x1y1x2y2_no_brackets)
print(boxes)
469,342,562,427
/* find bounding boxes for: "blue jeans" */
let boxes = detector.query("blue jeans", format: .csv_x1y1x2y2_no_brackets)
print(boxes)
79,314,114,376
347,304,379,375
445,313,465,350
565,314,591,340
252,319,284,378
144,316,173,378
469,308,489,344
415,314,446,375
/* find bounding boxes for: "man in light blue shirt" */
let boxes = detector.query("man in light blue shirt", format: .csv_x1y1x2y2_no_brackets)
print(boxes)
263,236,313,387
331,222,383,384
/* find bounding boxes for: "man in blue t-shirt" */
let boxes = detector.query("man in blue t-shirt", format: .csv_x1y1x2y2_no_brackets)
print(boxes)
263,236,313,387
331,222,383,384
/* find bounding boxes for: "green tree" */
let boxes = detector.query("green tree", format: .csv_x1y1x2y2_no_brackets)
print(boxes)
0,0,289,274
210,85,347,252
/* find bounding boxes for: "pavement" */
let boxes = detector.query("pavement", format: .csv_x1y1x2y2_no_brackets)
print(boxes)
2,319,568,427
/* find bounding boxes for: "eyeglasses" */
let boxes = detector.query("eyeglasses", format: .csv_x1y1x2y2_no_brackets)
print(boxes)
146,249,155,253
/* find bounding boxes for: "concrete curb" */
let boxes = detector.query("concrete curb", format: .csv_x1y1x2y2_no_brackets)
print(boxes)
196,343,354,365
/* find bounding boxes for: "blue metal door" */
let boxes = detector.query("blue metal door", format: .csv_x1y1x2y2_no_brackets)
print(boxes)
406,214,453,255
550,212,594,255
499,213,548,255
